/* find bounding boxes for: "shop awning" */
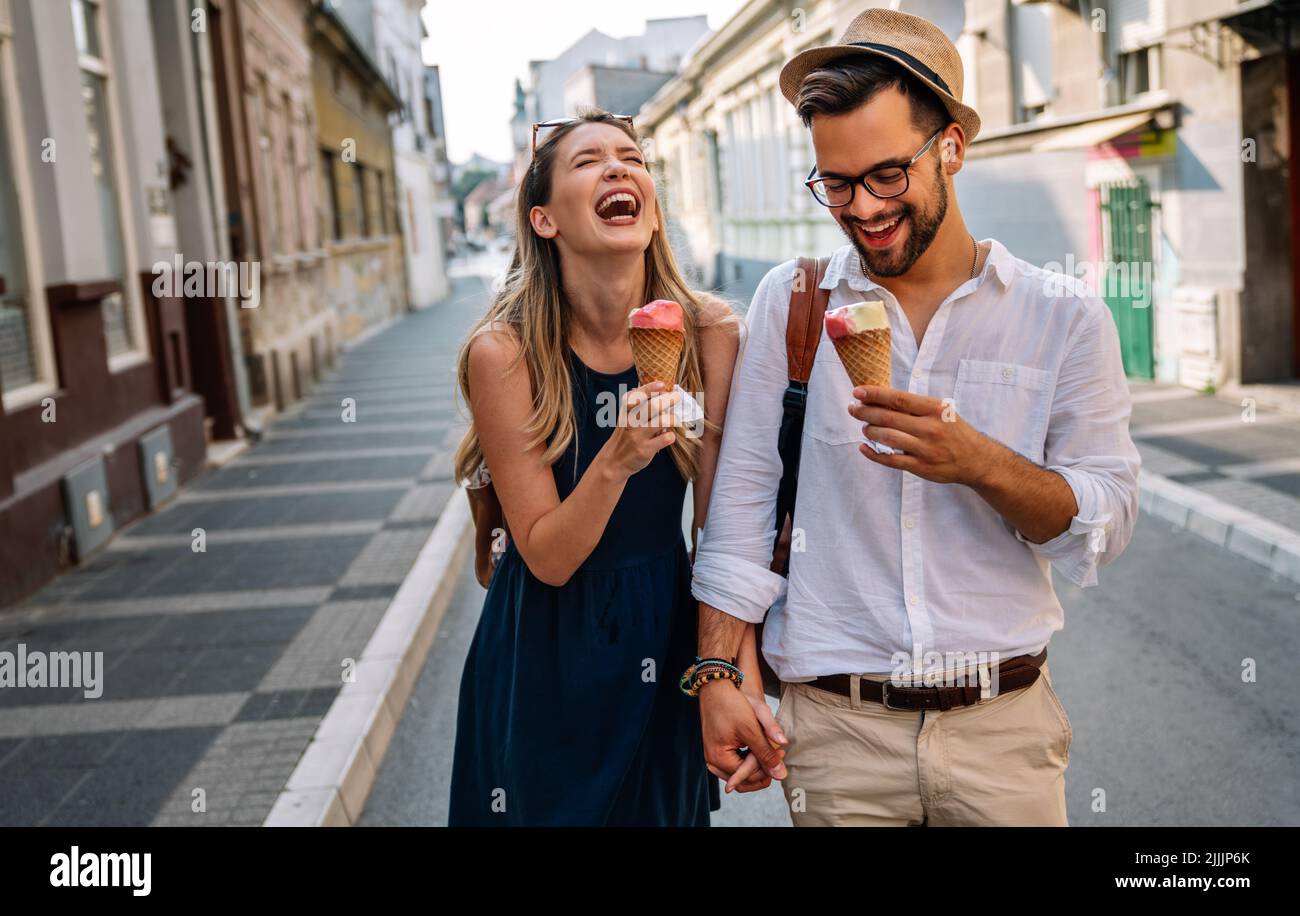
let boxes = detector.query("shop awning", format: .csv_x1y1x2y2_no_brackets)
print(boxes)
1030,111,1156,153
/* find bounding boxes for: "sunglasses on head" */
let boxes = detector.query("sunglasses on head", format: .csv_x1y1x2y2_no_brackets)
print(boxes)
531,114,635,159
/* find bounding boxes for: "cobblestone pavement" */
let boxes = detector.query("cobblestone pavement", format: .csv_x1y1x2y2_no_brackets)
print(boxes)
0,274,489,826
1131,383,1300,536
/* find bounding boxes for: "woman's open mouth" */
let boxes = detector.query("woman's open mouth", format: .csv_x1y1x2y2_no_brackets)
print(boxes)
855,213,906,249
595,189,642,225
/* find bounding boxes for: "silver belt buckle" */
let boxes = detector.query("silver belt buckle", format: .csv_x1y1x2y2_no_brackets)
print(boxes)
880,681,903,710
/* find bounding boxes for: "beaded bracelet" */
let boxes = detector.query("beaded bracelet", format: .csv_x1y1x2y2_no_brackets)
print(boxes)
690,668,740,695
679,657,745,697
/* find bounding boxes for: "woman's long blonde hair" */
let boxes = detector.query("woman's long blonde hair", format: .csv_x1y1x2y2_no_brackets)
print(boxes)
453,110,724,485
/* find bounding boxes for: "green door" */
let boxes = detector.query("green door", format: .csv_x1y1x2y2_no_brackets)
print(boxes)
1099,179,1156,379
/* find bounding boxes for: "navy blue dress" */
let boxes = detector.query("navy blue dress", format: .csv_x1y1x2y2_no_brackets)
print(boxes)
447,350,721,826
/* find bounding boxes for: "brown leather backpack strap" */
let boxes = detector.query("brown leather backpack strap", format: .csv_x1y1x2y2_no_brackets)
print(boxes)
785,257,833,382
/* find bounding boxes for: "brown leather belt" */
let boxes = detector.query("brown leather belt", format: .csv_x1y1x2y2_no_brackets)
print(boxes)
803,648,1048,711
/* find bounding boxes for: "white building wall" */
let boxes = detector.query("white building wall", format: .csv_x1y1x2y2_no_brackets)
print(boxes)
363,0,449,307
645,0,844,303
960,151,1093,269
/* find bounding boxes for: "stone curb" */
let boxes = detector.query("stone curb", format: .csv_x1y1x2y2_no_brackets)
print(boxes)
263,489,473,826
1139,471,1300,584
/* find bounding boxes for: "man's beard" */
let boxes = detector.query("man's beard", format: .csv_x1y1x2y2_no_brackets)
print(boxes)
841,164,948,278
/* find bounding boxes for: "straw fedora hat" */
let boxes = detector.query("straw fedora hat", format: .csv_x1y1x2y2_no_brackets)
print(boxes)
779,7,981,141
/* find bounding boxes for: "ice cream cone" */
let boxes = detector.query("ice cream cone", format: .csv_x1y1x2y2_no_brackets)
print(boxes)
832,327,891,388
628,326,684,387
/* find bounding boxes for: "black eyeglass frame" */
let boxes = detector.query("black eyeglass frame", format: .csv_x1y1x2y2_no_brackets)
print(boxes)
804,126,947,207
531,114,635,159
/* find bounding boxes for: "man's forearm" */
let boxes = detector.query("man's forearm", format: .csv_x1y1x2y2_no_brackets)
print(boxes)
698,602,749,662
970,440,1078,543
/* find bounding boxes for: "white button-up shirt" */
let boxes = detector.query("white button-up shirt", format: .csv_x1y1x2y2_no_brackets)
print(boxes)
691,239,1141,681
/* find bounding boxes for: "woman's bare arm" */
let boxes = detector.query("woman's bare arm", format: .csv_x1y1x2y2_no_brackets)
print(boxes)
690,298,742,555
468,329,676,587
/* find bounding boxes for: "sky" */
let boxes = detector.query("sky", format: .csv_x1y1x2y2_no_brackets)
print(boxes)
421,0,748,165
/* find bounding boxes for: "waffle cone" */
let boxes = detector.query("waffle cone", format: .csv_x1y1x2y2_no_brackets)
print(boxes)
628,327,684,387
831,327,891,388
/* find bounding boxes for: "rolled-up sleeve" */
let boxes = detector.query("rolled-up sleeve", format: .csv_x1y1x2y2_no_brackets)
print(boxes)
691,262,797,622
1016,298,1142,587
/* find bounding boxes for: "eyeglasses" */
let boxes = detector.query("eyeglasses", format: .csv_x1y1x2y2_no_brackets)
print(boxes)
805,127,946,208
531,115,635,159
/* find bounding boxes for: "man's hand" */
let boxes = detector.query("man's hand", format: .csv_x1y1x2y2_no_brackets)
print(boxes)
720,686,788,792
848,385,1006,485
699,680,787,792
849,384,1079,543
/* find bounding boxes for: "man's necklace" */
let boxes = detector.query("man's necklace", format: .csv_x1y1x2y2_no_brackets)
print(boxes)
860,234,981,281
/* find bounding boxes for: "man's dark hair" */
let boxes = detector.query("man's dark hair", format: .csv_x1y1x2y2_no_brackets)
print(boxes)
795,56,950,135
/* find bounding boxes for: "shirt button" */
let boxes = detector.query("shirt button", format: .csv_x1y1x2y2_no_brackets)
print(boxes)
1001,366,1014,381
907,594,918,606
903,517,915,529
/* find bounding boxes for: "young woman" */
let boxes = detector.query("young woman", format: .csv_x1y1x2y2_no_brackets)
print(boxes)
447,111,747,826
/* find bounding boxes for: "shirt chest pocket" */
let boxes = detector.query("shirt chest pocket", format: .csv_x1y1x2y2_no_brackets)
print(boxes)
804,343,865,446
951,359,1053,464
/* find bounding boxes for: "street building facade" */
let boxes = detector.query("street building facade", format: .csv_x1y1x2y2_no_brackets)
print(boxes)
310,0,407,344
638,0,1299,392
0,0,214,604
0,0,449,608
423,65,457,267
206,0,337,415
335,0,451,310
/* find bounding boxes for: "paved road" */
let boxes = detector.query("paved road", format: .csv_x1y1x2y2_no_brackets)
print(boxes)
1053,515,1299,826
364,509,1299,826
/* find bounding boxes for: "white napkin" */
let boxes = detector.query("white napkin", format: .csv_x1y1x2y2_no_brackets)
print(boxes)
670,385,705,426
464,459,492,489
624,384,703,429
861,426,903,455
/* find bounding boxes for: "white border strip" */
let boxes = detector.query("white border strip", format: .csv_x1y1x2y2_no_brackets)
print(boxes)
263,490,473,826
1139,471,1300,584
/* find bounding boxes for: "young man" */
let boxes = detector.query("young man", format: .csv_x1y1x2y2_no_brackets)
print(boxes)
690,8,1141,826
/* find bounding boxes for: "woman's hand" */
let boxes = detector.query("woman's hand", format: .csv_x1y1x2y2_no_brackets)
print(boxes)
598,381,679,480
722,625,788,793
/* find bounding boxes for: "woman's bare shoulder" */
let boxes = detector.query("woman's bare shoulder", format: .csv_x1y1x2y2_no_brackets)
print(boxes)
467,322,525,373
693,291,741,331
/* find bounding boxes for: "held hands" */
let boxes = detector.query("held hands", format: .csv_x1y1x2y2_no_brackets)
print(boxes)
849,385,1006,485
700,680,787,793
601,382,680,479
699,636,788,794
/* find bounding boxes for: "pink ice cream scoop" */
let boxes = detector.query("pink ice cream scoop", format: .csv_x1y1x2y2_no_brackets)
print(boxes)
628,299,684,331
824,311,853,339
825,301,888,339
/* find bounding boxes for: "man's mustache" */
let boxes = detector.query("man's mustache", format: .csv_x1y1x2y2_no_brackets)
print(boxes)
845,207,909,230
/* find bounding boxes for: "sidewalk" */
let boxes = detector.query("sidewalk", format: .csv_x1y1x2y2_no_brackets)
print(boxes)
0,272,490,826
1130,382,1300,582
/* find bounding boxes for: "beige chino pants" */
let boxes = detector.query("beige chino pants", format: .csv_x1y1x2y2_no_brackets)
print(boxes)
775,662,1072,826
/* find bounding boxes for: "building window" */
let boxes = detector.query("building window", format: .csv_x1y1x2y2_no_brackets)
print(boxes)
406,188,418,252
0,111,35,391
282,94,302,251
252,80,279,256
1012,0,1055,123
0,38,52,405
1118,45,1161,103
73,0,142,366
321,148,341,242
352,162,368,237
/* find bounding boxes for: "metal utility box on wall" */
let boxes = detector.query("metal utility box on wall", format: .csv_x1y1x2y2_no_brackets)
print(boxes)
139,425,178,509
61,456,114,561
